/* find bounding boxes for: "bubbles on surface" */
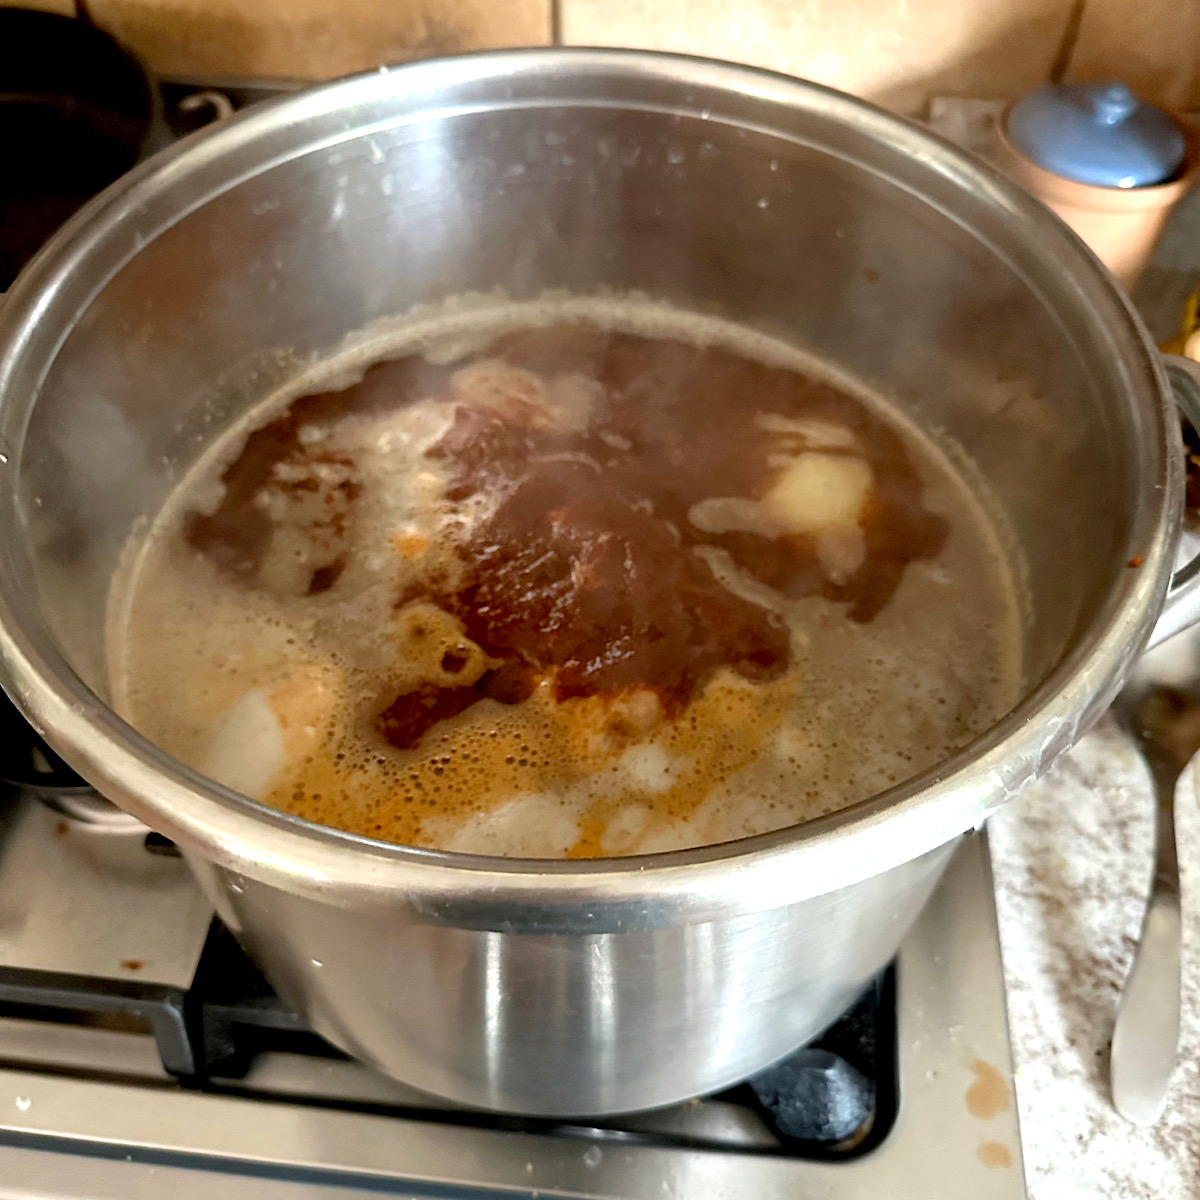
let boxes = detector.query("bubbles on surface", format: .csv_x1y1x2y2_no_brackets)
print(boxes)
109,296,1024,859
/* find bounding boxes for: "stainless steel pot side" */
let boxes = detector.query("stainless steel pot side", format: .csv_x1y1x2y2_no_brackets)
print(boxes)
2,50,1200,1117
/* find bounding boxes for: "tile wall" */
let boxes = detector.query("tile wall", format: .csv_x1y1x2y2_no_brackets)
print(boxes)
7,0,1197,113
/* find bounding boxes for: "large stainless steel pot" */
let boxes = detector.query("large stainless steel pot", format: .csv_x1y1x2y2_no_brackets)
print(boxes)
2,49,1200,1117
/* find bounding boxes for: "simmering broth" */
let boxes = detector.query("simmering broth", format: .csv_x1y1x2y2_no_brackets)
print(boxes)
109,299,1023,857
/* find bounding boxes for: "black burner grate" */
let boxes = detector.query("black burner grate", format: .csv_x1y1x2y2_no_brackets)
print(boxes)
0,896,897,1157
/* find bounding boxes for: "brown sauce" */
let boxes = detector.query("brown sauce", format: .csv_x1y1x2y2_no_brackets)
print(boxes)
185,327,946,752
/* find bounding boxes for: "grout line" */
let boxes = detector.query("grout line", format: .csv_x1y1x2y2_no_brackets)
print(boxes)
1049,0,1088,84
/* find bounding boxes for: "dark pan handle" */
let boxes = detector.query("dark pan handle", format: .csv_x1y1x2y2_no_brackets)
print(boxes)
1148,355,1200,648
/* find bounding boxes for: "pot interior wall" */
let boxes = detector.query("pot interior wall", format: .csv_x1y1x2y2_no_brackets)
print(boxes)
14,81,1143,713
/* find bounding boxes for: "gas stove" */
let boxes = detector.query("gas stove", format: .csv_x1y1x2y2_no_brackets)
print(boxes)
0,783,1025,1199
0,73,1026,1199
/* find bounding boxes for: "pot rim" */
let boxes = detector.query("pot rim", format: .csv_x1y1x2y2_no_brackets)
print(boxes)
0,48,1177,924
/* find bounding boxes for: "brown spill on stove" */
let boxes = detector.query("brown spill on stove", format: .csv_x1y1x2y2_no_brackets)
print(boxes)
966,1058,1012,1119
977,1140,1014,1169
120,959,145,971
54,821,68,837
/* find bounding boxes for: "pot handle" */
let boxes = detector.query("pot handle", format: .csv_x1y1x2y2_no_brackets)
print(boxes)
1148,354,1200,649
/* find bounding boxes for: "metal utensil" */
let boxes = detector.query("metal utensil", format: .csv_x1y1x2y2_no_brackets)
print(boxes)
3,48,1200,1116
1109,633,1199,1124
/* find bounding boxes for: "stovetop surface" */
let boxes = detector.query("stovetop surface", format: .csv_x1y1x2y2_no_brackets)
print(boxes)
0,790,893,1155
0,788,1025,1199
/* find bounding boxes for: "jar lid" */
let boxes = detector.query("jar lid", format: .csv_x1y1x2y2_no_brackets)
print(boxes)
1006,82,1186,188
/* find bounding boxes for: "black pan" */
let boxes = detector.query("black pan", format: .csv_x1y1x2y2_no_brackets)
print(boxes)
0,4,157,790
0,5,163,289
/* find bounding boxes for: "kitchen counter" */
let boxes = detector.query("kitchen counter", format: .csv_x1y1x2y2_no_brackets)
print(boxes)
925,97,1200,1196
990,717,1200,1197
988,177,1200,1200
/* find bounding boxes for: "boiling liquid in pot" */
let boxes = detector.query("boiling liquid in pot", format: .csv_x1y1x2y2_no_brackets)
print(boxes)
108,298,1024,857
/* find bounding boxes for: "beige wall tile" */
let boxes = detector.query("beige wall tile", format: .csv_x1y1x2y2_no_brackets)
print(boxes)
560,0,1079,113
80,0,551,81
13,0,1195,113
1064,0,1200,110
0,1,77,14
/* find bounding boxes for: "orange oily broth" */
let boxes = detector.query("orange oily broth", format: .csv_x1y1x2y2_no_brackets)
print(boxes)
109,300,1024,858
260,668,795,858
